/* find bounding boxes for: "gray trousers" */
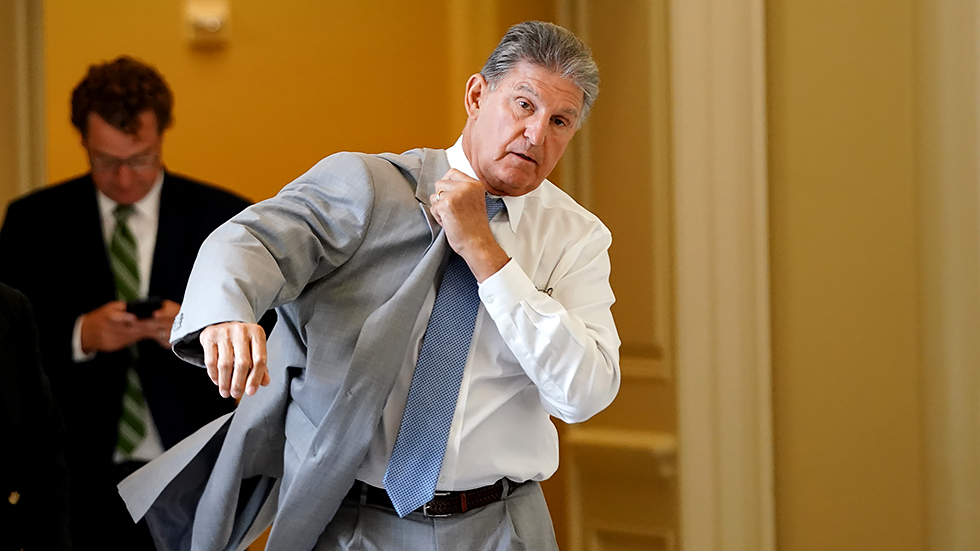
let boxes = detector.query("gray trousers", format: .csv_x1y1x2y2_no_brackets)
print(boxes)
313,481,559,550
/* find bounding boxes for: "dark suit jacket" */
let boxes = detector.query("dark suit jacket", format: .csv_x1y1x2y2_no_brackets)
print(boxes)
0,282,71,551
0,171,252,544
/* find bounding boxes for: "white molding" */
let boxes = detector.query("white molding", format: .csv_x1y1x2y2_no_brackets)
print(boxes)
12,0,44,195
591,524,676,551
565,426,677,479
915,1,980,549
670,1,774,551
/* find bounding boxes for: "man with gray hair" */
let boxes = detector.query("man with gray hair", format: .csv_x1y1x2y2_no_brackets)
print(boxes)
120,20,620,551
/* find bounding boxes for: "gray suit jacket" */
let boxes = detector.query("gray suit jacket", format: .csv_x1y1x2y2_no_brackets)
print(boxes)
119,148,452,551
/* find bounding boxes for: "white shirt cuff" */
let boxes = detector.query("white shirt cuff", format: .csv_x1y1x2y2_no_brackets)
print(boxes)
478,259,538,316
72,315,97,363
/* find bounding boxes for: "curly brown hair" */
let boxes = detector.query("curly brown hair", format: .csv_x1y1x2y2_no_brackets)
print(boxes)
70,56,173,137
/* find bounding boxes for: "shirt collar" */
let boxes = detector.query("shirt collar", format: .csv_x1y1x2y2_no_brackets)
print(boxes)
96,169,165,222
446,137,527,232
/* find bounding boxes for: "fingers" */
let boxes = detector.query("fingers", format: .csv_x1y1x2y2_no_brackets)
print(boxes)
215,332,236,398
105,302,139,324
81,301,143,353
429,194,444,226
229,335,252,399
146,302,179,347
431,169,483,206
245,330,269,396
200,324,235,398
200,322,269,399
203,335,219,385
443,168,474,182
152,300,180,322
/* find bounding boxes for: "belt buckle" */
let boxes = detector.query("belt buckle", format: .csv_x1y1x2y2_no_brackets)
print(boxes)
423,491,453,518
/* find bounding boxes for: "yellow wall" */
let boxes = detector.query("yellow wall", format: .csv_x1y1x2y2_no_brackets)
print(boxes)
44,0,458,201
767,1,925,549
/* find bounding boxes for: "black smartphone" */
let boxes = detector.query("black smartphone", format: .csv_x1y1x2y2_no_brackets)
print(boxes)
126,297,164,319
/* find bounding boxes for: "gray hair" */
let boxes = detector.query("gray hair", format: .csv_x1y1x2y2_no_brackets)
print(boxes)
481,21,600,126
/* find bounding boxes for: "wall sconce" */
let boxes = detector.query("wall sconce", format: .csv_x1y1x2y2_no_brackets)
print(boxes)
184,0,230,50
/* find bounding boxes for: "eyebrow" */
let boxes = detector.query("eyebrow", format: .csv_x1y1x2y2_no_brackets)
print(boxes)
89,146,156,160
514,83,580,118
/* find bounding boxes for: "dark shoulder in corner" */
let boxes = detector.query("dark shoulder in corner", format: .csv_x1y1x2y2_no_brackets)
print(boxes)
7,174,95,221
7,173,96,210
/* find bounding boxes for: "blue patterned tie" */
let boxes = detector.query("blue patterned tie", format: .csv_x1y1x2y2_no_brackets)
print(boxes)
383,194,505,517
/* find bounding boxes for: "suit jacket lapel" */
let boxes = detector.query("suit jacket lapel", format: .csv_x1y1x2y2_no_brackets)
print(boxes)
149,172,189,299
80,176,119,304
415,148,448,240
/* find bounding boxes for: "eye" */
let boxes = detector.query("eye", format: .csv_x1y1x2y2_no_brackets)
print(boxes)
517,99,532,111
553,117,569,127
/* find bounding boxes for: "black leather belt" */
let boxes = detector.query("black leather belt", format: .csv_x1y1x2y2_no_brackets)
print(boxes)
346,479,526,518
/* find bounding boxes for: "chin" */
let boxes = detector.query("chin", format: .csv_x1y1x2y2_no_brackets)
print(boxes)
109,190,149,205
492,171,540,194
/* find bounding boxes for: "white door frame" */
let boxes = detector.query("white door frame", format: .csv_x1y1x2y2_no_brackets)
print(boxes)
671,1,774,550
3,0,45,204
916,1,980,549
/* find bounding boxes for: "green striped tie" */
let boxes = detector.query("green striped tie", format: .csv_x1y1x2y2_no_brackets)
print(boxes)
111,204,148,457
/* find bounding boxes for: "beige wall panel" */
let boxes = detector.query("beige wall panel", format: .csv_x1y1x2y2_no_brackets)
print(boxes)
583,0,671,370
767,1,925,549
568,434,677,550
593,527,674,551
561,0,677,549
588,374,675,432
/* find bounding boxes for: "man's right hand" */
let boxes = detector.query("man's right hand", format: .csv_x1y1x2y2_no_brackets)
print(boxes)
80,301,146,354
200,322,270,399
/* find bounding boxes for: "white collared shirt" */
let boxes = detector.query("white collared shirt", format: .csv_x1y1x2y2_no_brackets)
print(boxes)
356,139,621,491
71,170,166,462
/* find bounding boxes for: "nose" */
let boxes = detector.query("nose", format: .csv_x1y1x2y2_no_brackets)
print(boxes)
115,165,138,190
524,115,548,146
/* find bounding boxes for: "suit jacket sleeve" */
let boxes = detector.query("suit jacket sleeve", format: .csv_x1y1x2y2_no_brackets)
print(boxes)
172,152,379,365
0,197,89,373
0,284,71,550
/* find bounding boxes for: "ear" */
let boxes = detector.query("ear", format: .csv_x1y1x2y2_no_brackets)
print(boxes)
464,74,487,119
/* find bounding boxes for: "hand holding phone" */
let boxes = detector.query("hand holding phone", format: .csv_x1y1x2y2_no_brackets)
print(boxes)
126,297,164,319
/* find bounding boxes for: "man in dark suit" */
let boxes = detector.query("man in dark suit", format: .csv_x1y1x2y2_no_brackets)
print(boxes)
0,282,70,551
0,56,254,549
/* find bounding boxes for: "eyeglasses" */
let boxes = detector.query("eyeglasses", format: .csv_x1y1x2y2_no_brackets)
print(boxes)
89,153,159,173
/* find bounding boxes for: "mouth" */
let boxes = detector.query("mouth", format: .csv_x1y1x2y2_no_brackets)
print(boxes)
509,151,538,165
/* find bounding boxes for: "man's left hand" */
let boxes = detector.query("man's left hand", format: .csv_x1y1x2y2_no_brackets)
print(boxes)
430,169,510,282
144,299,180,349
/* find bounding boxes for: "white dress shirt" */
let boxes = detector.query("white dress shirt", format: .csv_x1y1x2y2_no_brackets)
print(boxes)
71,171,165,462
356,139,621,491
